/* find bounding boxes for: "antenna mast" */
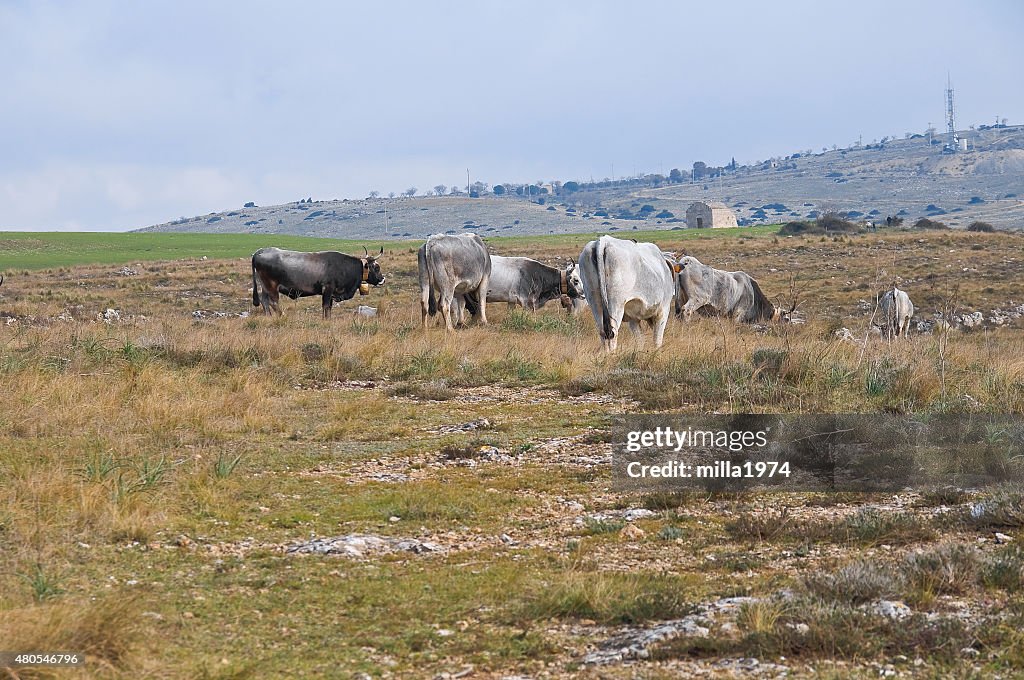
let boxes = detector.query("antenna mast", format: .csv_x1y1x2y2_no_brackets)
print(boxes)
945,75,958,152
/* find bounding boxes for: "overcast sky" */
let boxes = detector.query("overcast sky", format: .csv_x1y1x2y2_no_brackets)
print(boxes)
2,0,1022,231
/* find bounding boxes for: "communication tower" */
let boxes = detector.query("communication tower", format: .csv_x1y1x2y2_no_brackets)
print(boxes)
943,76,958,153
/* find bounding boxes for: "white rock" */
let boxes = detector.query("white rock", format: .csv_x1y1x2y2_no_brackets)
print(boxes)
871,600,912,620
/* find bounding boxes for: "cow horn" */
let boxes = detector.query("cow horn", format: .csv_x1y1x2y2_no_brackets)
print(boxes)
362,246,368,257
0,274,4,288
377,246,384,257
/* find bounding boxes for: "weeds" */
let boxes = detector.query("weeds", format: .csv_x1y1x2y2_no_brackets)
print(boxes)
213,452,243,479
580,518,626,535
520,571,695,624
802,560,903,604
19,563,65,602
726,508,792,543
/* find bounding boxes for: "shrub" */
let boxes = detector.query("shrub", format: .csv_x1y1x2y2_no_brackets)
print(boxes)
817,212,859,233
778,221,821,236
914,217,948,230
803,560,903,604
967,485,1024,528
520,572,695,624
967,221,995,232
982,545,1024,590
903,543,979,598
725,508,792,543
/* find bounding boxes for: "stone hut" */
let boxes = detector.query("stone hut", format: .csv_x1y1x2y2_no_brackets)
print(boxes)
686,201,738,229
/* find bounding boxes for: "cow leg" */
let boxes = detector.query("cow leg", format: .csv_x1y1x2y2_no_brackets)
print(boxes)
267,283,282,316
421,287,431,328
682,298,704,321
322,288,333,320
453,295,467,328
652,311,669,349
477,276,489,326
256,273,279,316
440,292,456,332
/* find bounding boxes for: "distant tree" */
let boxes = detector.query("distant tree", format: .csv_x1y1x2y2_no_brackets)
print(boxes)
493,184,506,195
244,201,256,208
669,168,684,183
729,157,738,171
648,174,665,187
692,161,708,180
434,184,447,197
388,192,396,199
562,181,580,193
368,191,380,199
449,186,462,195
470,181,489,195
404,187,417,197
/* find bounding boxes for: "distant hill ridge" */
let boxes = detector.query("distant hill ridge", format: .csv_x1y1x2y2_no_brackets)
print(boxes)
137,125,1024,237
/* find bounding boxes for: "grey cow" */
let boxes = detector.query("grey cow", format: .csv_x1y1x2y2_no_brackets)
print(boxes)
486,256,584,310
674,255,794,323
252,247,386,319
418,233,491,331
878,287,914,338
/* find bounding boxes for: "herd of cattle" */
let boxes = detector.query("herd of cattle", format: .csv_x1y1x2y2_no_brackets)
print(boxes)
250,234,916,350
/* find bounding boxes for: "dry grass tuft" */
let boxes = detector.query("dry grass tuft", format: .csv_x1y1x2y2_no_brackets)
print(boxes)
0,597,140,675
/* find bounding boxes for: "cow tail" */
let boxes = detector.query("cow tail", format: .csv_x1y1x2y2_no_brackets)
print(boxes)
418,244,437,316
251,259,260,307
594,238,614,340
463,290,479,317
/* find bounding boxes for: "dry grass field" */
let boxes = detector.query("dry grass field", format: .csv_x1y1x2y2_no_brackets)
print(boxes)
2,227,1024,678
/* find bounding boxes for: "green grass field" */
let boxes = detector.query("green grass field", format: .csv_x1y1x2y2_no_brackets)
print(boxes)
0,226,781,271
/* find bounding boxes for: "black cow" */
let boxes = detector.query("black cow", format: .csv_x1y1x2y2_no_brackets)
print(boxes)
251,247,386,319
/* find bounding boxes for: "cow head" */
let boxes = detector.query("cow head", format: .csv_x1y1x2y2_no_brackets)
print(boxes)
664,254,685,316
564,259,584,299
361,246,387,286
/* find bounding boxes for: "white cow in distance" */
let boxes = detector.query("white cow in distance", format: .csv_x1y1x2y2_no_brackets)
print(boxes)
879,287,914,339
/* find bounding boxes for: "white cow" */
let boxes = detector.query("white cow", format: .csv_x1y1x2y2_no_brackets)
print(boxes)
577,235,677,352
879,287,914,339
674,255,792,323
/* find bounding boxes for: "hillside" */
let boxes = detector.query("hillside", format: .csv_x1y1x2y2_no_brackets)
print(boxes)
138,125,1024,238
